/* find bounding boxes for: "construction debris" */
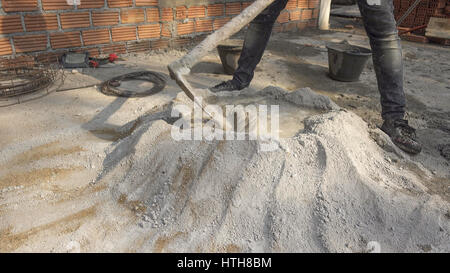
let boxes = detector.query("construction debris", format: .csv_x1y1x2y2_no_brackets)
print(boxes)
394,0,450,43
62,52,119,69
426,17,450,39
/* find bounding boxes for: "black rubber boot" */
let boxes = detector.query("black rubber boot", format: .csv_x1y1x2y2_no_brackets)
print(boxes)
380,119,422,154
210,80,248,92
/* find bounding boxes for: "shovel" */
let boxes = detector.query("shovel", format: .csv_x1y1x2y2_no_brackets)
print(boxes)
168,0,276,123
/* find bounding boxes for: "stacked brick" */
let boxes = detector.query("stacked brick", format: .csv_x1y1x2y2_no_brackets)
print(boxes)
393,0,449,43
434,0,450,16
275,0,320,33
0,0,320,58
394,0,449,30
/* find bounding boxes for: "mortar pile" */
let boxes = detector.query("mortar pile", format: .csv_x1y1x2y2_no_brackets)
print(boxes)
100,87,450,252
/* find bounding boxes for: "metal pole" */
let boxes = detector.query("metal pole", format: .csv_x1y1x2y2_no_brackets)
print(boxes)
319,0,332,30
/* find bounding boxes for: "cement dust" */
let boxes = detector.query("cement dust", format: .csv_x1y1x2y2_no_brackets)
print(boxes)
95,86,449,252
213,96,325,138
175,86,337,139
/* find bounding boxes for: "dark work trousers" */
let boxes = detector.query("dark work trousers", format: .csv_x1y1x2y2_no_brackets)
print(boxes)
232,0,405,120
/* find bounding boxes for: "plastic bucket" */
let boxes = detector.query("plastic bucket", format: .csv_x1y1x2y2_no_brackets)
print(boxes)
217,40,243,75
326,42,372,82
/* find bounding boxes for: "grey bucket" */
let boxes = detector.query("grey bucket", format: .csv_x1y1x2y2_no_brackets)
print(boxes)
217,40,243,75
326,42,372,82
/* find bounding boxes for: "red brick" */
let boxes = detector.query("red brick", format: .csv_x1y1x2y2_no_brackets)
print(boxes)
242,2,253,9
121,9,145,24
194,33,208,43
226,2,241,15
297,21,307,30
147,8,160,22
2,0,38,12
60,12,91,29
176,6,188,20
277,11,290,23
74,47,99,57
195,19,213,33
79,0,104,9
177,21,195,35
126,41,150,53
0,38,13,56
42,0,75,10
208,4,224,17
35,52,64,64
188,6,206,18
92,12,119,26
101,43,126,55
0,55,35,67
272,24,282,33
308,19,317,27
24,14,58,32
150,39,169,49
111,26,137,42
312,8,319,18
88,48,100,57
0,16,24,34
161,23,172,37
136,0,158,6
290,10,301,21
14,34,47,53
107,0,132,8
172,37,191,48
308,0,319,8
301,9,312,20
82,29,110,45
50,31,81,49
214,17,231,30
161,8,174,21
298,0,309,9
283,22,298,32
286,0,298,10
138,24,160,39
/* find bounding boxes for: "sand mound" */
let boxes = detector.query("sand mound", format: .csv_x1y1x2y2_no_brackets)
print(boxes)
100,87,449,253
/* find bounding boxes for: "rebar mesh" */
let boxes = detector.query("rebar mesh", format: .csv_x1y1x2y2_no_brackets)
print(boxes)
0,55,64,99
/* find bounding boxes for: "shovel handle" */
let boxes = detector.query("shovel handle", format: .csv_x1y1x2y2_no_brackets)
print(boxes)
168,0,276,76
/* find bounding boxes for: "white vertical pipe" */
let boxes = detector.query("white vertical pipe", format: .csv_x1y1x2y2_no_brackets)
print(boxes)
318,0,332,30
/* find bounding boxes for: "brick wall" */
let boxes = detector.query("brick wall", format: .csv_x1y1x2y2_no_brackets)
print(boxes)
0,0,320,58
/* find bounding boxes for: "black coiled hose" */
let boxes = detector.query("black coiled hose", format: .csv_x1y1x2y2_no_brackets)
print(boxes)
100,71,167,97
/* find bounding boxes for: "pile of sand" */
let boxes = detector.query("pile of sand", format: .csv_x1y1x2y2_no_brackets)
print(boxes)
96,86,449,253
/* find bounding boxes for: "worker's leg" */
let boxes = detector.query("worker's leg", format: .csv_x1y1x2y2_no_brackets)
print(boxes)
358,0,421,154
357,0,405,120
233,0,289,87
210,0,287,91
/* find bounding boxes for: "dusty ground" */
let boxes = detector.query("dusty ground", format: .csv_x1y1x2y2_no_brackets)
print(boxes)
0,17,449,252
